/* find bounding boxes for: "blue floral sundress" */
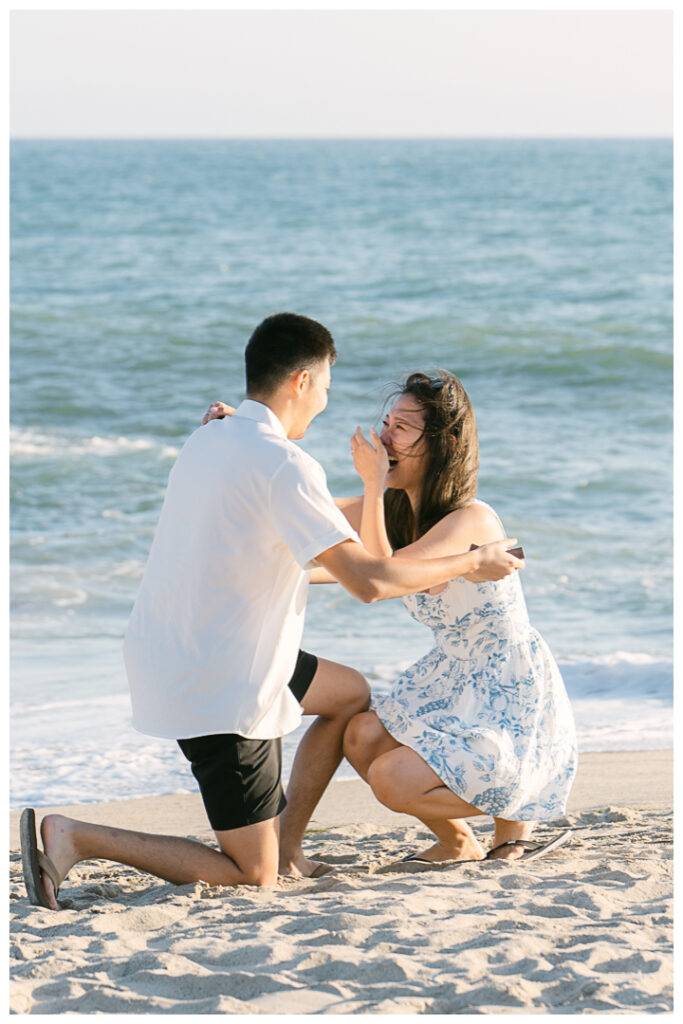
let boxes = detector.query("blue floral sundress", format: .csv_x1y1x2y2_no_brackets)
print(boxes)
372,507,578,822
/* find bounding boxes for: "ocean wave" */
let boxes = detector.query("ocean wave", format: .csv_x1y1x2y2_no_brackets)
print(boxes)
10,426,179,460
92,560,146,582
9,650,673,807
11,738,195,808
558,652,672,703
369,652,672,704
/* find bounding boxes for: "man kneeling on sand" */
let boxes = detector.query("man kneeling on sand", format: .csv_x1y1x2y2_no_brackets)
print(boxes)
21,313,522,908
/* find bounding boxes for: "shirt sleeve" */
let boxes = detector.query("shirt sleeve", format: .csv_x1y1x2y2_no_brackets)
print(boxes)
269,452,361,570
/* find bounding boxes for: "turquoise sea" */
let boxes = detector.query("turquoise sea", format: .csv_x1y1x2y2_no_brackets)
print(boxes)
10,139,672,806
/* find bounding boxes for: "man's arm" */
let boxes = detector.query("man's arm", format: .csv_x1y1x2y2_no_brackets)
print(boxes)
314,537,523,604
309,566,338,584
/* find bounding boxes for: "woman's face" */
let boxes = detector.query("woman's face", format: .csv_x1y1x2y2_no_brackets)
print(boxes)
380,394,428,492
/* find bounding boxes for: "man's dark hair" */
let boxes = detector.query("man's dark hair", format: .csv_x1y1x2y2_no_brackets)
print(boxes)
245,313,337,395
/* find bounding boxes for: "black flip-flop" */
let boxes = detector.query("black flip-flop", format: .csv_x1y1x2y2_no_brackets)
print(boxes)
401,853,480,865
307,862,335,878
20,808,62,908
379,852,481,873
486,829,572,863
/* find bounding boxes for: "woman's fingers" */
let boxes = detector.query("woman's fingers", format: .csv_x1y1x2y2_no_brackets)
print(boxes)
350,427,385,455
350,426,372,450
202,401,235,425
370,428,389,465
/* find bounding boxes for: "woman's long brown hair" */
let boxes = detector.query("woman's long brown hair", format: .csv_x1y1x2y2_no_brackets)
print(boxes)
383,371,479,550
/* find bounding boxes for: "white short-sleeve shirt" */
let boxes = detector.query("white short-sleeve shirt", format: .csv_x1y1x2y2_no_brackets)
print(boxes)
123,400,360,740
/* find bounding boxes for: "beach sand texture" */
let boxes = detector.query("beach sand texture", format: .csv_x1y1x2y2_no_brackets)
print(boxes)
10,753,673,1015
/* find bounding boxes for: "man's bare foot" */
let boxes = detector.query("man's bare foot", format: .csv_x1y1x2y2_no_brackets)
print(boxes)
409,833,486,863
39,814,82,909
278,849,332,879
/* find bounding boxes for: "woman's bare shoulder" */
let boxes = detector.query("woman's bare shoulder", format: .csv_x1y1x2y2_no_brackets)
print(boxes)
441,501,500,528
433,502,504,545
394,500,504,561
455,500,501,522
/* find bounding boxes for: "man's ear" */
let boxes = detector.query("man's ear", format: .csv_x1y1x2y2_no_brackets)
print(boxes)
291,368,310,396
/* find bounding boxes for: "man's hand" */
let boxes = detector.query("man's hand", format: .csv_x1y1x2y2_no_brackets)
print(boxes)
350,427,389,489
201,401,236,425
466,538,524,582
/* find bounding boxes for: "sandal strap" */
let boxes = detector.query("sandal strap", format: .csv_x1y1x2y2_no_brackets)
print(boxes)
37,851,62,893
488,839,539,856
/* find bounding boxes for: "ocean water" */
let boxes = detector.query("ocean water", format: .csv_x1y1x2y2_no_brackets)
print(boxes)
10,139,672,808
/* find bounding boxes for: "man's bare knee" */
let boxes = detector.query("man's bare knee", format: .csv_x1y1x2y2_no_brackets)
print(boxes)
302,659,370,721
368,756,406,813
349,671,371,715
210,849,278,887
344,709,387,756
331,669,369,720
214,819,279,887
239,864,278,887
343,710,373,760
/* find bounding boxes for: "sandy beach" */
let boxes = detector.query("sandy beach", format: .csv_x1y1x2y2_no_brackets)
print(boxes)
10,749,672,1014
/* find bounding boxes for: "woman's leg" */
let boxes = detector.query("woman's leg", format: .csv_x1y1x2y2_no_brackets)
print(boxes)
348,719,535,862
488,817,536,860
366,745,486,862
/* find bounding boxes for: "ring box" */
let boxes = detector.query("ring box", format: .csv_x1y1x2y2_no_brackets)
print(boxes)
470,543,525,560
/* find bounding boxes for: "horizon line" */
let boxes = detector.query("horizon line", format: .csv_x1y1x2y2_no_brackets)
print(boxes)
9,134,673,142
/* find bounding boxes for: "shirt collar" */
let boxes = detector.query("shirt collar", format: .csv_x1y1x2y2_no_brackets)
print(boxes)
234,399,288,440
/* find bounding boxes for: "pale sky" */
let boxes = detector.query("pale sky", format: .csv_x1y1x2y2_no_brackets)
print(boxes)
9,8,673,138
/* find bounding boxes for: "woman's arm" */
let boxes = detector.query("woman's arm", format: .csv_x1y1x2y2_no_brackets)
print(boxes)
310,496,365,583
334,495,364,533
350,426,508,576
393,503,506,582
350,428,393,556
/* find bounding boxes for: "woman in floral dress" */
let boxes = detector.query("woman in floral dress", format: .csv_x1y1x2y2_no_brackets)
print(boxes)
341,371,577,865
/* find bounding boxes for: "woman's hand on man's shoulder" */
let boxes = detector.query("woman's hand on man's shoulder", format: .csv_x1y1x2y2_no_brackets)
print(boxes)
201,401,236,425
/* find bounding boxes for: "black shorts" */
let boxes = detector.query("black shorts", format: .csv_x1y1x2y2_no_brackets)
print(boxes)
177,650,318,832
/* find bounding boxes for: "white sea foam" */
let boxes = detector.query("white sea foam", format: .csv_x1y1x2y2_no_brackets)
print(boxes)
9,652,673,808
52,587,89,608
10,427,179,460
92,560,145,582
559,652,672,703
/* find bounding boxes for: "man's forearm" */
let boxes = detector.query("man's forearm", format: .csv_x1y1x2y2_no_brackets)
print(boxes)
364,549,480,601
316,542,482,603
